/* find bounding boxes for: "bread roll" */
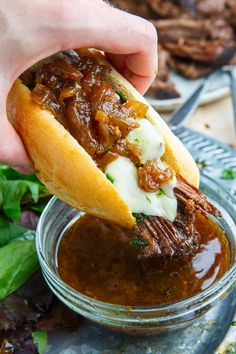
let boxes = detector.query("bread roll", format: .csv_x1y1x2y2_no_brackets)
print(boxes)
7,49,199,228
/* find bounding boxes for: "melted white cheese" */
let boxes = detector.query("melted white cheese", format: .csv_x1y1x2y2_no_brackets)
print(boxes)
127,119,164,161
105,157,177,222
105,118,177,221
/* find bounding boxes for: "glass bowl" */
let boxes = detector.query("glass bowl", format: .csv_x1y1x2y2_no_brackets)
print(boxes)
36,174,236,334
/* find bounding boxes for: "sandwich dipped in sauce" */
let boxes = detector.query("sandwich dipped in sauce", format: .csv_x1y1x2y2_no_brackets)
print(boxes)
7,49,218,258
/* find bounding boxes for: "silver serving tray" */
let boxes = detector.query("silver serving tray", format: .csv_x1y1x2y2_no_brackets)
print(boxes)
173,127,236,198
46,128,236,354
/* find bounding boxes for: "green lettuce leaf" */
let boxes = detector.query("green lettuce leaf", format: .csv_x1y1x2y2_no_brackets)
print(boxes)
0,180,41,220
0,163,48,221
32,330,48,354
0,240,39,300
0,216,35,248
0,163,40,183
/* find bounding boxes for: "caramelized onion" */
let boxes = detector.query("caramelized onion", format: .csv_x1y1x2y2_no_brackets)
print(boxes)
58,86,81,103
123,100,149,119
125,141,144,166
43,58,83,81
32,83,63,121
31,52,172,194
65,97,98,156
96,151,118,169
138,161,174,192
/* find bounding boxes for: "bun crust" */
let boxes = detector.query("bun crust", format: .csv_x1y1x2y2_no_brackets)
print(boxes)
7,50,199,228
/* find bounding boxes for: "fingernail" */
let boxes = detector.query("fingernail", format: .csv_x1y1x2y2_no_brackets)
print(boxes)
12,166,34,175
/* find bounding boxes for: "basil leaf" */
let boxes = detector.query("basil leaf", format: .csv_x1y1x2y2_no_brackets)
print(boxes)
0,217,34,248
0,163,48,220
0,163,40,183
0,240,39,300
32,330,48,354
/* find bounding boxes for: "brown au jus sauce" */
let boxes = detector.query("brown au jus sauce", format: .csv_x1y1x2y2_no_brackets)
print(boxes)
57,214,230,306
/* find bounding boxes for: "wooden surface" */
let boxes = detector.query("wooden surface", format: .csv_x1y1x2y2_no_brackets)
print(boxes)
163,95,236,147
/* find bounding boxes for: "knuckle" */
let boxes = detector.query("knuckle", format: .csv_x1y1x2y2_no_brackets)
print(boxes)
139,18,157,44
141,20,157,50
140,20,158,47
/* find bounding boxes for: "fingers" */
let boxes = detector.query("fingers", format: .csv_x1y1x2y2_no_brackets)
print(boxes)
5,0,157,93
0,118,33,174
46,0,158,93
83,5,158,93
106,52,157,94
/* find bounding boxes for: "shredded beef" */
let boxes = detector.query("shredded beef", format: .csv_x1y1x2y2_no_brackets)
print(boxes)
146,45,181,99
111,1,236,98
147,78,181,99
164,39,235,65
147,0,193,19
153,18,235,63
138,161,173,192
134,213,200,258
168,57,215,79
196,0,227,15
135,175,219,258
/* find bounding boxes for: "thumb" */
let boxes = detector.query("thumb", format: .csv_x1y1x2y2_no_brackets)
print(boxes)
0,116,33,174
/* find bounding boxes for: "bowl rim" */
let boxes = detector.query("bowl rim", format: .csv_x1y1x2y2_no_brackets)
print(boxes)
36,174,236,313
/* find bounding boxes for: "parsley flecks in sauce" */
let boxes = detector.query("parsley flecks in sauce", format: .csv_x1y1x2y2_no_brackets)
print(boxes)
104,145,112,153
221,168,236,180
132,238,148,247
57,214,230,306
132,213,148,223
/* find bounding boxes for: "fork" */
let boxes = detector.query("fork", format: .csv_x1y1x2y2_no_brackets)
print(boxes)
169,65,236,133
221,65,236,133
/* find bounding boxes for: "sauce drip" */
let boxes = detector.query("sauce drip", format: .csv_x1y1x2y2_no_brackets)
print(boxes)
57,214,230,306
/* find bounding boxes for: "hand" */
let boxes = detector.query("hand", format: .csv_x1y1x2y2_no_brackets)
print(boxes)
0,0,157,173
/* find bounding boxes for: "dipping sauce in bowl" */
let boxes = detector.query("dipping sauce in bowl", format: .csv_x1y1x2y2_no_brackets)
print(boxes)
57,213,230,306
36,176,236,333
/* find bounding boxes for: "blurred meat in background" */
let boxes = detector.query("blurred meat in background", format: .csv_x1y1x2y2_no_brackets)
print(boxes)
110,0,236,99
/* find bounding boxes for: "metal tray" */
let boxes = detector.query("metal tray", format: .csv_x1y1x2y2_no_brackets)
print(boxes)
46,127,236,354
173,127,236,198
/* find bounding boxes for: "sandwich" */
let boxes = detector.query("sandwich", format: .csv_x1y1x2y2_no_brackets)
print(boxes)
7,49,217,257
